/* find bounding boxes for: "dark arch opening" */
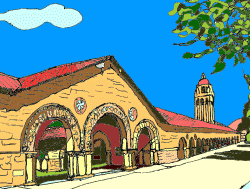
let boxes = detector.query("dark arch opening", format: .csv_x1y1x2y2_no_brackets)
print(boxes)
135,127,151,167
91,113,127,170
177,137,187,160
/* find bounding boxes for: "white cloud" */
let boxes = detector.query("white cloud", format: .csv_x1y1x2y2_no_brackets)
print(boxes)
0,4,83,30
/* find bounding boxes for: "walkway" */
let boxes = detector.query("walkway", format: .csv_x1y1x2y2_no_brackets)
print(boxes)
11,142,250,189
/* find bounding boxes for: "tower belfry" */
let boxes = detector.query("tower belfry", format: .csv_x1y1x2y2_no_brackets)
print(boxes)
195,73,215,123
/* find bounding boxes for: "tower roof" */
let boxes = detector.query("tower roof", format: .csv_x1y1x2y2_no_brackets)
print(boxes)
198,73,210,85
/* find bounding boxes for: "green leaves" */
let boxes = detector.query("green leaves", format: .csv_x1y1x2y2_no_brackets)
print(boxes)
169,0,250,74
208,27,216,34
189,20,200,30
183,52,194,59
212,56,226,74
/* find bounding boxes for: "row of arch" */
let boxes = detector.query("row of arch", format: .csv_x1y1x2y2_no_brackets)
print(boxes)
178,136,240,160
196,98,214,106
21,103,160,153
20,103,161,184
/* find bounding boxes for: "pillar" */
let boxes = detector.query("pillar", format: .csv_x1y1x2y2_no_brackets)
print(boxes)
74,152,93,179
68,152,74,178
150,151,154,165
153,150,159,164
123,150,136,171
25,152,37,186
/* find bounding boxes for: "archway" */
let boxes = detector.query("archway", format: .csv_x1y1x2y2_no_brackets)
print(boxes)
136,127,150,167
93,131,111,168
35,120,68,184
21,104,81,185
189,137,195,157
177,137,187,160
83,103,132,172
201,138,206,153
196,138,202,155
132,120,160,167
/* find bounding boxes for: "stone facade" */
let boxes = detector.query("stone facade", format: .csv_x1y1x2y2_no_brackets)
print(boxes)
0,57,240,187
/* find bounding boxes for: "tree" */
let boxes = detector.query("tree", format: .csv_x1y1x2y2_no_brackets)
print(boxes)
169,0,250,135
169,0,250,74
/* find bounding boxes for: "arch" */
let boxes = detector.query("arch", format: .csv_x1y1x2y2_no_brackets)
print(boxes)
196,138,202,155
93,130,111,151
132,119,160,151
201,98,204,105
201,138,206,152
201,86,206,93
83,103,131,152
208,138,213,150
21,103,81,152
196,99,199,106
205,98,208,105
178,137,187,160
189,137,195,157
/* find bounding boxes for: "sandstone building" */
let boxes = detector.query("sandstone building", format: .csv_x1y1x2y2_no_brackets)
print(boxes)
0,56,239,187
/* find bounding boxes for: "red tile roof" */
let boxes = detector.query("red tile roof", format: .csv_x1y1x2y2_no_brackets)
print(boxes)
156,107,236,132
0,73,21,91
0,56,109,91
39,127,66,141
198,78,209,85
228,118,242,131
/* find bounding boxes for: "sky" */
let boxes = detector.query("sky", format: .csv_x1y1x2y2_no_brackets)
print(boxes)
0,1,249,126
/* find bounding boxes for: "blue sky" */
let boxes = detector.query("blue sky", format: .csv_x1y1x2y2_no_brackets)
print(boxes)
0,1,249,126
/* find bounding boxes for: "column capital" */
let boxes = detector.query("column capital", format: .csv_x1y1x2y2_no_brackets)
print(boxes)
24,151,37,158
84,151,93,155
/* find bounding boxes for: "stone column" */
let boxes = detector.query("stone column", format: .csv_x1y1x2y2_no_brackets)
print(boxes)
74,154,78,176
25,152,37,186
68,152,74,178
153,150,159,164
123,150,136,171
186,148,190,158
74,152,93,179
150,151,154,165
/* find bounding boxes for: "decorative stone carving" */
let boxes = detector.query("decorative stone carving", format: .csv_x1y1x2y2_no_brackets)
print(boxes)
132,119,160,150
74,97,87,114
22,104,81,152
128,107,138,121
83,103,131,151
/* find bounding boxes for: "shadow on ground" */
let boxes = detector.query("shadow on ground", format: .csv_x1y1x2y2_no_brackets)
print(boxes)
205,150,250,161
36,174,67,185
237,144,250,148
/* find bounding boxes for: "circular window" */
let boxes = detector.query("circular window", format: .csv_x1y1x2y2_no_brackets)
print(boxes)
128,107,138,121
74,97,87,114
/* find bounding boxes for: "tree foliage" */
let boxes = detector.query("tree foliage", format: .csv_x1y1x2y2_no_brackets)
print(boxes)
169,0,250,74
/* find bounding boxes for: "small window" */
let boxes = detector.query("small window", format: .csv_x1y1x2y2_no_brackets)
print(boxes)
201,86,206,93
201,98,204,105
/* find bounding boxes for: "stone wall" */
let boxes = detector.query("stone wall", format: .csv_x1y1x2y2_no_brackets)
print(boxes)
0,153,25,187
158,149,178,164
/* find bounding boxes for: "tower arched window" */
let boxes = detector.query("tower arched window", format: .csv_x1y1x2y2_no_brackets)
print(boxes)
201,86,205,93
196,99,199,106
201,98,204,105
206,98,208,105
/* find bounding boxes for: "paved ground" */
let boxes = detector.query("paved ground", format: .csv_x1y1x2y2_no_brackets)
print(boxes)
12,142,250,189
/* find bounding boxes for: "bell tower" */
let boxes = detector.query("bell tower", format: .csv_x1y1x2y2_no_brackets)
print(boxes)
195,73,215,123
